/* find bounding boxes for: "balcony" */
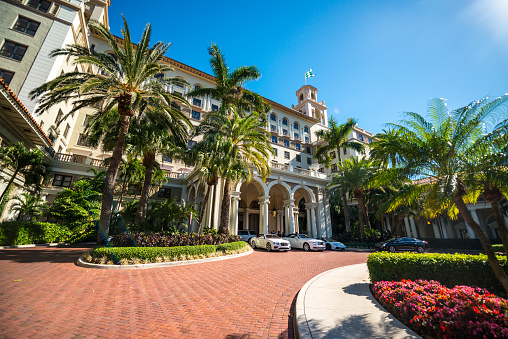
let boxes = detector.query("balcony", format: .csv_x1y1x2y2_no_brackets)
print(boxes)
269,161,327,179
163,171,188,179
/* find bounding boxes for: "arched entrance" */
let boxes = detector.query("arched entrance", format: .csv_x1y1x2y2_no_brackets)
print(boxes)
238,178,266,235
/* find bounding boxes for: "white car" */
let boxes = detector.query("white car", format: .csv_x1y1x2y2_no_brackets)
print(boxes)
283,234,325,251
318,237,346,251
250,234,291,252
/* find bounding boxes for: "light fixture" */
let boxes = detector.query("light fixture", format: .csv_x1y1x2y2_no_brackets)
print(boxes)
272,206,277,218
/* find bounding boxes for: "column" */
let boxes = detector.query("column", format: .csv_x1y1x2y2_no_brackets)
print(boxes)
212,179,223,230
230,192,241,235
311,206,318,239
306,207,312,237
465,209,479,239
410,217,418,238
404,217,412,237
431,221,441,239
385,215,391,231
294,209,300,234
317,193,326,238
259,196,270,234
205,185,214,230
324,199,332,237
284,198,295,234
244,209,250,230
192,199,203,232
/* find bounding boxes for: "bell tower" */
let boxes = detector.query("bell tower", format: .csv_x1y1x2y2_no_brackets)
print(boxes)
292,85,328,126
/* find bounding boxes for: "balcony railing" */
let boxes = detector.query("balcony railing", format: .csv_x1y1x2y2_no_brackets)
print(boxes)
164,171,188,179
55,153,87,164
269,161,327,179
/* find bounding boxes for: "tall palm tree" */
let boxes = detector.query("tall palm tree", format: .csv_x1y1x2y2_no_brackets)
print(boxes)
328,157,375,239
186,43,269,116
0,142,48,203
30,17,185,243
10,193,44,222
197,109,273,234
314,117,365,232
379,96,508,293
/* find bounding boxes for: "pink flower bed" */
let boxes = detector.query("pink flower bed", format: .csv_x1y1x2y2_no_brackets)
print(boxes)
372,280,508,338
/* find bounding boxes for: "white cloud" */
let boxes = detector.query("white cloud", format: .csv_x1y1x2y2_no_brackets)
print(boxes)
462,0,508,43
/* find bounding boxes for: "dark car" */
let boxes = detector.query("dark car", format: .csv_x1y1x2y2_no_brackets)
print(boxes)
376,237,429,253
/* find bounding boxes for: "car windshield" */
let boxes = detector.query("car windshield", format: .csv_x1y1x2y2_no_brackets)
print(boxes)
265,234,279,239
298,234,310,238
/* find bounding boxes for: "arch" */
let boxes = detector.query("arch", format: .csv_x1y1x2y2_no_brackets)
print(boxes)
311,92,316,100
303,125,310,134
270,112,277,122
187,186,196,202
266,180,292,200
293,121,300,130
282,118,288,126
193,83,203,90
235,176,268,196
299,94,304,102
292,184,315,203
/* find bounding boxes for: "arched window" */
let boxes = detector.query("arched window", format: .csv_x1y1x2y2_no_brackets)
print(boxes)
293,122,299,130
299,94,304,101
270,113,277,122
303,126,309,134
311,92,316,100
282,118,288,126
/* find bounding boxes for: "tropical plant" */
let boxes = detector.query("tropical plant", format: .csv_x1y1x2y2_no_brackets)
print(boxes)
0,142,49,203
116,156,145,210
377,96,508,293
9,193,44,222
30,17,186,243
315,118,365,232
146,198,198,232
328,157,375,239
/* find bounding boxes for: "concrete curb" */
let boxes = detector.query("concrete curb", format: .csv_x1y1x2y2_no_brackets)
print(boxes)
76,248,253,269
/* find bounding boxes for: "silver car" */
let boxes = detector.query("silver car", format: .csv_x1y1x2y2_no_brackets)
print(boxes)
283,233,325,251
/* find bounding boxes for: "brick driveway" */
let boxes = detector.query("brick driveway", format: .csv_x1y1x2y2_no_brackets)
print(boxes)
0,245,368,338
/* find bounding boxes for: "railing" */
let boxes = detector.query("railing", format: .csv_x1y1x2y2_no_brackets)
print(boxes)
269,161,327,179
164,171,188,179
270,162,289,171
55,153,87,164
90,159,106,167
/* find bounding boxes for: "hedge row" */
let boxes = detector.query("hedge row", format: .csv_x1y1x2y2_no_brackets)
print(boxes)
111,231,240,247
91,241,248,263
493,244,505,252
367,252,508,294
0,221,72,246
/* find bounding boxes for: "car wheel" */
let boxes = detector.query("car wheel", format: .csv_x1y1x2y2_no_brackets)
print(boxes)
303,243,310,251
251,240,256,249
326,244,331,250
266,243,272,252
389,246,396,253
417,246,424,253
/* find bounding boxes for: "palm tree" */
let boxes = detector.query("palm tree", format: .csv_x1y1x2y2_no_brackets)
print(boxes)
380,96,508,293
197,109,273,234
328,157,375,239
0,142,48,204
116,156,145,210
10,193,44,222
314,117,365,232
30,18,185,243
370,128,403,168
186,43,269,116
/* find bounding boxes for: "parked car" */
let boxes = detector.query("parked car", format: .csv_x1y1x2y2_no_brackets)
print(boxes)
376,237,429,253
283,234,325,251
318,237,346,251
250,234,291,252
238,230,257,243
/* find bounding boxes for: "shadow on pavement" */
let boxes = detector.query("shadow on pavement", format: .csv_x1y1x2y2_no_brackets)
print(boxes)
0,244,94,264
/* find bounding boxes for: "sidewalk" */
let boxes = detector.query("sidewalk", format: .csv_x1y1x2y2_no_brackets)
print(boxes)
295,263,421,339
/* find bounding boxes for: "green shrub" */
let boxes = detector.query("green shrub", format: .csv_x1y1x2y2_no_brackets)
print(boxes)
216,241,248,252
367,252,508,294
92,245,217,262
493,244,505,252
0,221,71,246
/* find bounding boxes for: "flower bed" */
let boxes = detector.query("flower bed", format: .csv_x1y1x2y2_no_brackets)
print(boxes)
111,231,240,247
373,279,508,338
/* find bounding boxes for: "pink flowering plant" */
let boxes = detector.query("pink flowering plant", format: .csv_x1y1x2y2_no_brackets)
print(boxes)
373,279,508,338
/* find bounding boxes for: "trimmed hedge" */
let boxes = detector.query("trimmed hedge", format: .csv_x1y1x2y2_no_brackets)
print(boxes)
0,221,71,246
367,252,508,294
493,244,505,252
91,241,248,263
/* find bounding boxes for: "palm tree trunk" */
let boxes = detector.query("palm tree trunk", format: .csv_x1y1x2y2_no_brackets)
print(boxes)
135,153,155,224
453,195,508,294
342,192,351,232
197,184,211,234
364,204,371,229
117,175,129,211
219,178,232,234
357,191,365,239
98,96,132,244
0,170,18,204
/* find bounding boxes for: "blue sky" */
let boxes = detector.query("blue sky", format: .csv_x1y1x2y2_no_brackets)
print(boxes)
109,0,508,134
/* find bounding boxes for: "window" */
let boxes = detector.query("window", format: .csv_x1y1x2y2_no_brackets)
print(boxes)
271,136,277,143
331,164,338,172
83,115,91,126
162,154,172,163
318,168,324,173
270,113,276,122
305,136,310,143
294,133,299,140
76,133,89,147
293,122,299,130
368,138,372,144
282,118,288,126
299,94,304,101
0,40,28,61
296,154,301,162
49,133,56,143
306,147,311,154
358,134,364,141
63,124,70,138
158,187,172,199
191,110,201,120
284,151,290,159
57,146,62,153
27,0,52,13
343,148,347,155
55,109,63,124
154,72,164,79
127,184,142,196
283,139,289,147
174,91,183,97
174,82,184,88
194,85,201,90
0,69,14,85
307,158,312,165
273,148,277,156
303,126,309,134
187,140,197,149
40,121,44,129
271,124,277,132
211,104,219,112
330,151,336,159
283,129,288,136
13,16,40,36
192,98,202,107
53,174,72,187
295,143,301,151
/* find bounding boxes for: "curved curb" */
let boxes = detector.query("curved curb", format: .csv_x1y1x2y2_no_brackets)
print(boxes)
76,248,253,269
294,263,420,339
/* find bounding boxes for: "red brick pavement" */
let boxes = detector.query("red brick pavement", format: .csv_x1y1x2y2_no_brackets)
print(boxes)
0,245,368,338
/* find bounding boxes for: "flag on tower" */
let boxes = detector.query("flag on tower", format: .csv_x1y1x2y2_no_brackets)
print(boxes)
305,69,315,84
